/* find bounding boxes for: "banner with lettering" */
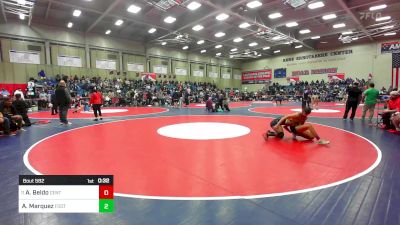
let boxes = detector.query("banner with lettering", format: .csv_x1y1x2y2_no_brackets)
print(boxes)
242,69,272,84
292,68,338,76
328,73,345,81
381,41,400,54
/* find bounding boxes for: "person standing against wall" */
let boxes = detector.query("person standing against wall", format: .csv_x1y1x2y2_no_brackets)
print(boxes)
361,82,379,124
55,80,72,125
90,88,103,121
343,82,362,121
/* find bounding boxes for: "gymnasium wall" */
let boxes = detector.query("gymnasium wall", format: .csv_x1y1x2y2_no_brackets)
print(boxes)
242,40,396,91
0,22,241,89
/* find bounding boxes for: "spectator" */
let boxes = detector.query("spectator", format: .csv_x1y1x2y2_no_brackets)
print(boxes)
381,91,399,129
1,88,10,98
0,110,12,135
0,97,23,131
90,88,103,121
391,94,400,131
361,83,380,124
50,91,58,115
55,80,72,125
14,89,25,100
12,93,31,126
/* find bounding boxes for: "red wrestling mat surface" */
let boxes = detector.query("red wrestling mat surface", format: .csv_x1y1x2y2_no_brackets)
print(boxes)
249,106,367,118
25,116,380,200
29,107,168,119
188,101,251,108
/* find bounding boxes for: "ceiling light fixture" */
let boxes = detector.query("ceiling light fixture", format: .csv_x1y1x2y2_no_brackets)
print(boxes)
197,40,205,44
274,50,281,53
215,45,223,48
161,42,167,45
215,32,226,37
333,23,346,28
322,14,337,20
308,1,324,9
272,36,282,40
311,36,320,39
148,28,157,33
369,4,387,11
216,13,229,21
239,22,251,29
201,50,206,53
380,25,394,29
67,22,73,28
19,13,25,20
384,32,396,36
376,16,391,22
286,22,298,27
299,29,311,34
263,46,270,50
127,4,141,13
182,46,189,50
187,1,201,10
105,30,111,35
164,16,176,23
268,12,282,19
233,37,243,42
231,48,238,52
216,52,222,56
249,42,258,47
73,9,81,17
115,19,124,26
17,0,26,5
342,31,353,35
295,45,303,48
192,25,204,31
352,37,359,40
247,1,262,8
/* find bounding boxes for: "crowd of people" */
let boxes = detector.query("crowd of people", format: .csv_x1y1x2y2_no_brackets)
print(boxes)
1,74,400,136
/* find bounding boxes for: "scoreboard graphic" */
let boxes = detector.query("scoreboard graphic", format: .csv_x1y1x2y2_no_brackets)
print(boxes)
19,175,114,213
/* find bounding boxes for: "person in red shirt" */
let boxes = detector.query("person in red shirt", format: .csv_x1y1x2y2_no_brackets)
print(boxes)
90,88,103,121
391,91,400,131
382,91,399,129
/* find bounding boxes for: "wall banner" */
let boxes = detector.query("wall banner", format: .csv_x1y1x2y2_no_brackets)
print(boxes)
242,69,272,84
381,41,400,54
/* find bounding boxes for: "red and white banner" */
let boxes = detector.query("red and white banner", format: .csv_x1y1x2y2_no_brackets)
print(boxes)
242,69,272,84
140,73,157,81
328,73,345,81
286,76,300,83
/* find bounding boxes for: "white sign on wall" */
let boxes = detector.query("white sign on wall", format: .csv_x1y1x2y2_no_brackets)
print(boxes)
57,55,82,67
175,68,187,76
9,50,40,64
234,74,242,80
96,59,116,70
209,71,219,78
222,73,231,79
193,70,204,77
127,63,144,72
153,65,168,74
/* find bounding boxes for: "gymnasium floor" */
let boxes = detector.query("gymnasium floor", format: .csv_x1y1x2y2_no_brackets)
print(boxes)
1,101,399,225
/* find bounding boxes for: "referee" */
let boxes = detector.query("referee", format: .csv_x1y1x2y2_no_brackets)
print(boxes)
343,82,362,121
